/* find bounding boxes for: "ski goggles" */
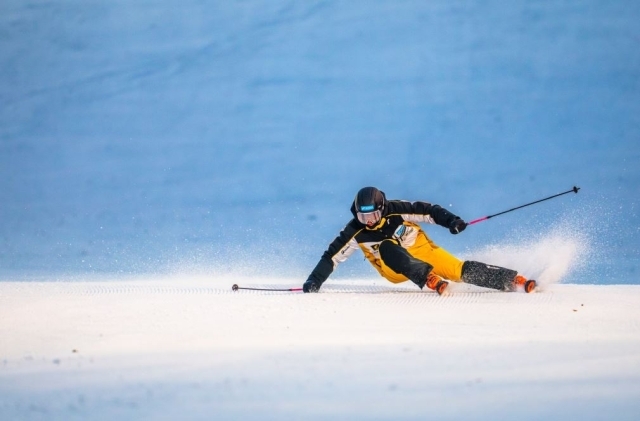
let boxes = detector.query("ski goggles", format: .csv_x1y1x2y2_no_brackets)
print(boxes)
356,207,382,226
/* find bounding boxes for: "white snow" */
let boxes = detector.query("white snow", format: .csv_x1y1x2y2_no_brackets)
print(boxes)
1,279,639,420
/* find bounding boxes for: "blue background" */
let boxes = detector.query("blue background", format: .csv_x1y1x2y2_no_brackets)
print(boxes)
1,1,638,282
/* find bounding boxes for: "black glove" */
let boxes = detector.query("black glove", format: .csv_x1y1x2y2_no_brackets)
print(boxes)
449,218,467,234
303,279,321,293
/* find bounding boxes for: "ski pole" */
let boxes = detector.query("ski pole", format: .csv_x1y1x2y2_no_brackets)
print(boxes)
467,186,580,225
232,284,303,292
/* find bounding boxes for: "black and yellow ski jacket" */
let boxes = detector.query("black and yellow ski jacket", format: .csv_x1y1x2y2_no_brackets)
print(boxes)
306,199,461,287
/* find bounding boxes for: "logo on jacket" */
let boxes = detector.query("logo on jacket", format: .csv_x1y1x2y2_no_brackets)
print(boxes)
393,225,407,240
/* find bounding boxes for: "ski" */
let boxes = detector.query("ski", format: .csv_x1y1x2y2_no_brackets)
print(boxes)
524,280,537,293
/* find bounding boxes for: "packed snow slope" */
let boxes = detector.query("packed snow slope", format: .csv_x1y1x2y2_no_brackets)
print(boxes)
1,280,639,420
1,1,639,282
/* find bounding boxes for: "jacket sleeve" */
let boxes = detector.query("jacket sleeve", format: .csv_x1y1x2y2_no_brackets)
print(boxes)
306,220,361,286
386,200,460,228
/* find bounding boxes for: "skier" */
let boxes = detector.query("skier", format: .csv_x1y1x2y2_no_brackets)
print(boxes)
302,186,536,294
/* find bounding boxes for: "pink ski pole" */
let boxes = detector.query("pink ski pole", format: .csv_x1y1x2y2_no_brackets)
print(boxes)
468,186,580,226
232,284,303,292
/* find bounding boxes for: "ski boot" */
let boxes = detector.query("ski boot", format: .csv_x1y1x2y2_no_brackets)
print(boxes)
426,273,448,295
514,275,537,293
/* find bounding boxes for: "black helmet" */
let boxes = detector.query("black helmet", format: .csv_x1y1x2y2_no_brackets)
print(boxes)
354,186,386,226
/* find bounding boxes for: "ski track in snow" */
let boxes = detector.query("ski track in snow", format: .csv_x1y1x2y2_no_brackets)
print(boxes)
1,279,557,299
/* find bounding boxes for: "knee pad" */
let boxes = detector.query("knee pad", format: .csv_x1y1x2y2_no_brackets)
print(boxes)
378,240,431,289
378,239,399,259
461,261,517,291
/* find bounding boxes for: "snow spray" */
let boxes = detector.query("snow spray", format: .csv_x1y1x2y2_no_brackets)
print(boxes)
462,219,592,288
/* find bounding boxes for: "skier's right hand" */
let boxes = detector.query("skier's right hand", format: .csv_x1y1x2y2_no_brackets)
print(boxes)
303,279,320,293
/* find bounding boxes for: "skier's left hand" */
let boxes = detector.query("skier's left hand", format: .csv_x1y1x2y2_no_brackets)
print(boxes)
449,218,467,234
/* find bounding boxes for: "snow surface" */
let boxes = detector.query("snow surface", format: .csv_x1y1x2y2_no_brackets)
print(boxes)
1,279,639,420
